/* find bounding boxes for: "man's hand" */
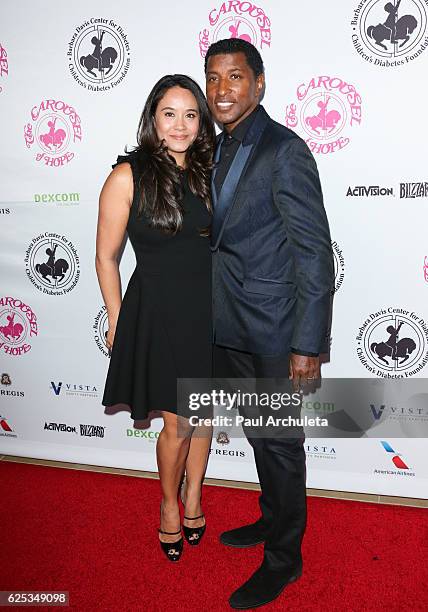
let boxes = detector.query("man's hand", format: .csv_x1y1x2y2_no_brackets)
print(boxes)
289,354,320,391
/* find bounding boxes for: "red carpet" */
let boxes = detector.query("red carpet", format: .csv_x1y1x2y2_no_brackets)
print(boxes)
1,461,427,611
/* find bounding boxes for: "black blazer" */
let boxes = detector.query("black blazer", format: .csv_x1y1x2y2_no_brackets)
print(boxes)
211,105,334,356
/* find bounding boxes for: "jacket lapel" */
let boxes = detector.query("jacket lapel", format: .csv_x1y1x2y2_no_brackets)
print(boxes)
211,106,269,250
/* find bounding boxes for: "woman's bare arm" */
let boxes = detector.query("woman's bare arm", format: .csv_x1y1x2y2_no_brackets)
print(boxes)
95,162,133,349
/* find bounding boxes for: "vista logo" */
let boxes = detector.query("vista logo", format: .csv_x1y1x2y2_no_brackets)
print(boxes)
50,381,98,396
51,381,62,395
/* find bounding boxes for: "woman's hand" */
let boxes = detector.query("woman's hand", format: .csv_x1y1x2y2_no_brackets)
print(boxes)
105,325,116,352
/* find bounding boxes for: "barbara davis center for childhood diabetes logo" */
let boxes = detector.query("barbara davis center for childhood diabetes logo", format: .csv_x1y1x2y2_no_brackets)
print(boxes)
198,1,272,57
357,307,428,377
24,233,80,296
285,76,362,155
24,100,82,167
351,0,428,67
67,17,131,91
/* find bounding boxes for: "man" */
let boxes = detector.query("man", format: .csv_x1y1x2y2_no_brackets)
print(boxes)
204,39,334,609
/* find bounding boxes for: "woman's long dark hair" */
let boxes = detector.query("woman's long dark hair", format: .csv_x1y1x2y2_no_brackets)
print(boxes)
132,74,215,234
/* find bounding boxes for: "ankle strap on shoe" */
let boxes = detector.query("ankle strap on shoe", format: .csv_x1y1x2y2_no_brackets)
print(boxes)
158,528,182,535
183,514,204,521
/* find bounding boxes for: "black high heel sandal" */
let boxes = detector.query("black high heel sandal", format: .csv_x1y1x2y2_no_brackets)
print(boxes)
158,529,183,562
182,514,206,545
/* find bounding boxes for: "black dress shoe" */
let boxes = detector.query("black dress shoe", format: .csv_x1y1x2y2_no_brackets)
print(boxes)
220,519,266,548
182,513,206,545
158,529,183,562
229,563,302,609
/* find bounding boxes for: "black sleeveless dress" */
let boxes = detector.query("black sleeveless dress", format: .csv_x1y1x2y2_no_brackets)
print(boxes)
102,153,212,420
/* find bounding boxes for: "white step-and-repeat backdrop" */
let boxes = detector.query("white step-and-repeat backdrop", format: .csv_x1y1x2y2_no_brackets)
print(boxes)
1,1,427,498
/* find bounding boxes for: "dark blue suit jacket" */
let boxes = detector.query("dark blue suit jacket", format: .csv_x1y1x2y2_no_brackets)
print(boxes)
211,106,334,356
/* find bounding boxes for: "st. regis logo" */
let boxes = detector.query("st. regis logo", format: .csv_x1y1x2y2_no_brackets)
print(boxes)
0,43,8,93
285,76,363,155
0,297,38,357
24,232,80,296
356,307,428,377
351,0,428,67
199,1,271,57
23,99,82,167
67,18,131,91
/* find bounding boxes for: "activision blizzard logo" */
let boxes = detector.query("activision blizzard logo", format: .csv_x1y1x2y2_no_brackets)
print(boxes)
285,76,362,155
67,18,131,91
357,307,428,377
1,373,25,398
0,297,38,357
331,241,345,293
0,415,17,438
44,421,105,438
198,1,271,57
80,424,105,438
351,0,428,67
305,443,337,460
44,421,77,434
0,42,8,93
24,99,82,167
50,381,99,398
374,440,415,476
25,233,80,296
400,181,428,197
93,305,109,357
346,182,428,197
346,185,394,196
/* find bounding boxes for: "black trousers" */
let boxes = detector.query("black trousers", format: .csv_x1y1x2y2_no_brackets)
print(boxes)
213,344,307,572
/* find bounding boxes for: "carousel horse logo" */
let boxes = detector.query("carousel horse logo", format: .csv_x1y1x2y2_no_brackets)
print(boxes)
370,321,416,365
0,43,8,93
24,99,82,167
351,0,428,66
0,313,24,343
24,233,80,296
285,76,362,155
79,30,117,78
367,1,418,50
39,118,66,151
0,296,38,357
198,1,272,57
67,18,131,91
356,309,428,376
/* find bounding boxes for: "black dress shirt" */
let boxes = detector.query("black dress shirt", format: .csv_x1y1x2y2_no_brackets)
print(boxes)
213,105,318,359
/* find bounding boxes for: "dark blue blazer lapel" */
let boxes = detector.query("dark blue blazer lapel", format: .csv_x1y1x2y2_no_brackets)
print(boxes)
211,106,269,251
211,133,223,211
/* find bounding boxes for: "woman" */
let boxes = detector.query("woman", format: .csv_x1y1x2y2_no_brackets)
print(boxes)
96,74,215,562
